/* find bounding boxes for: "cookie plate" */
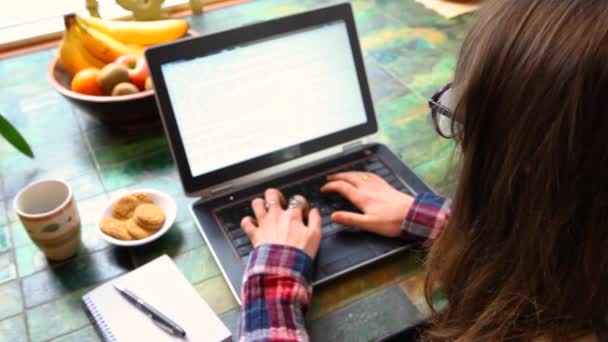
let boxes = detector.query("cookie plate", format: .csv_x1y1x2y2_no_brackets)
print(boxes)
97,189,177,247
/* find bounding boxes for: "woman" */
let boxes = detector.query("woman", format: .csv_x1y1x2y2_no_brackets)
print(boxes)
238,0,608,340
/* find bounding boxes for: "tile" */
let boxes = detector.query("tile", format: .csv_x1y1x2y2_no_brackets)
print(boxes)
0,49,55,80
0,281,22,320
11,222,34,249
389,54,456,98
353,4,391,35
21,247,133,308
14,244,49,278
79,223,110,254
0,198,6,227
399,272,447,318
114,174,182,198
0,314,27,342
194,275,239,315
139,148,175,174
0,137,94,191
375,90,457,195
15,224,109,278
174,246,221,285
26,288,90,342
219,308,240,339
85,125,165,151
13,107,80,149
0,225,10,252
99,153,163,191
308,285,422,342
0,252,16,284
49,326,101,342
76,194,110,227
93,133,169,167
70,173,105,201
73,108,104,132
376,90,432,149
189,0,306,36
309,252,423,320
133,219,204,265
5,198,18,224
365,61,405,104
173,195,196,224
374,0,470,28
2,160,96,203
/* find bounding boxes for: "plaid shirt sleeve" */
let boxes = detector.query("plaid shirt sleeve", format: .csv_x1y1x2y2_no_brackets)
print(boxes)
401,192,451,246
239,243,313,342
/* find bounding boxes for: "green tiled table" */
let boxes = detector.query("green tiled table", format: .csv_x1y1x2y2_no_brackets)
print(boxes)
0,0,471,341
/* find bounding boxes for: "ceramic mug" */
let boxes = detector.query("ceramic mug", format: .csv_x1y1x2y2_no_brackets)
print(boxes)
14,179,82,260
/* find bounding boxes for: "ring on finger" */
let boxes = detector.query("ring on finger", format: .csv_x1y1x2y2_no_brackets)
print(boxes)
287,197,304,209
264,200,278,210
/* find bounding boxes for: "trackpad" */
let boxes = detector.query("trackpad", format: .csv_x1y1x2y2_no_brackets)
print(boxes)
316,232,377,276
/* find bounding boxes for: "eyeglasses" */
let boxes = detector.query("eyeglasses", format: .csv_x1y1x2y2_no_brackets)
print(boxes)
428,82,457,139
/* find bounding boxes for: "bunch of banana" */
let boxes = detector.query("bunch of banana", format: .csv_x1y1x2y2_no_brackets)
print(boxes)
59,14,188,75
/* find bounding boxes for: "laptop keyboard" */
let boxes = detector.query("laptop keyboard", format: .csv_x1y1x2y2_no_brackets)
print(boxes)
215,157,412,259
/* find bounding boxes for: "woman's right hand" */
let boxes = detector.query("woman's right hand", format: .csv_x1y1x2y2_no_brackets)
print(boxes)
321,172,414,238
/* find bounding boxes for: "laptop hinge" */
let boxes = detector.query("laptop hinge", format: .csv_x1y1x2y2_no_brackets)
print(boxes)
342,140,363,154
209,183,234,196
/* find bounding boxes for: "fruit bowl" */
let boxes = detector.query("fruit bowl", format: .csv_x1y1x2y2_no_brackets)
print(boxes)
48,55,159,130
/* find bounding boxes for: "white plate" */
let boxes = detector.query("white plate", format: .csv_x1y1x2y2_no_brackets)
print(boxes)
97,189,177,247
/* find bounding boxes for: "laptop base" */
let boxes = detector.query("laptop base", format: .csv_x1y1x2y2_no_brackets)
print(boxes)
191,143,433,302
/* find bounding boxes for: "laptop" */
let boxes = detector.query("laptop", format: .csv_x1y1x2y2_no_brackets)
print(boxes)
145,3,433,302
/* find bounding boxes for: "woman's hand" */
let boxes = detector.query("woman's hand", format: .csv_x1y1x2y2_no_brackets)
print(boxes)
321,172,414,238
241,188,322,258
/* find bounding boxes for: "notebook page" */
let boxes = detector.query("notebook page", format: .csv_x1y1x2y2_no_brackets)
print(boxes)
83,255,231,341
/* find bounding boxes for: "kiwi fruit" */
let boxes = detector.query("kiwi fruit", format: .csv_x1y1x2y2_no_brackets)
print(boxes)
112,82,139,96
98,64,130,94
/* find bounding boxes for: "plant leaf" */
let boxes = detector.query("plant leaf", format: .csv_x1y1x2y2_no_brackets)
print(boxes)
41,224,60,233
0,114,34,158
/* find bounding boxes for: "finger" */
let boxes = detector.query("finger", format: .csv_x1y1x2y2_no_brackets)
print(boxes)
264,188,286,215
241,216,258,239
286,195,309,221
326,171,374,187
320,180,363,204
331,211,376,230
251,198,266,220
307,207,322,230
305,208,322,257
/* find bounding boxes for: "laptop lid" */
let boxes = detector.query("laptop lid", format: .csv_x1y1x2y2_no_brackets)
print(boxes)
146,3,378,197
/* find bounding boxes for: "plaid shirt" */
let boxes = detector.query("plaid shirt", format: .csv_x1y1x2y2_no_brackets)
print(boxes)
239,192,451,342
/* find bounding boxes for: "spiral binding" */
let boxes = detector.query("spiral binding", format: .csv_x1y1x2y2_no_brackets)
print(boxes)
82,295,117,342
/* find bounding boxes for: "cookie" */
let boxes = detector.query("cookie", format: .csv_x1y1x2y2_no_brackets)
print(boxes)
100,217,132,240
133,192,153,204
134,203,165,230
112,195,140,219
126,219,154,240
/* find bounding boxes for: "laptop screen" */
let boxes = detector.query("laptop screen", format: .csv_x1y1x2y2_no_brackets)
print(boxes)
160,21,368,177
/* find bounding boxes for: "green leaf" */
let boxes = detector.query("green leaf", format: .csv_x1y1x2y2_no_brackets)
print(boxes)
0,113,34,158
41,224,60,233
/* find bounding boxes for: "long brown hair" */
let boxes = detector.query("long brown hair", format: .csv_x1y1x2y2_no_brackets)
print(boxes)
424,0,608,340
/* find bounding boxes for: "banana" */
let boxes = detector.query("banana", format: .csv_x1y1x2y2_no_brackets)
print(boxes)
59,26,105,76
76,15,188,45
73,18,143,63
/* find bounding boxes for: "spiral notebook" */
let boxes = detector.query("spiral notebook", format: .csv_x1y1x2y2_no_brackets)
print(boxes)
82,255,232,342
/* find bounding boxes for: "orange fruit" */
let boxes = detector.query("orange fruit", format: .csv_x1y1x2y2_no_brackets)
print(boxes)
71,68,104,96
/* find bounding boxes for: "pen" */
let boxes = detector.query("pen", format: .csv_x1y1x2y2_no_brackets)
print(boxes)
113,284,187,338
